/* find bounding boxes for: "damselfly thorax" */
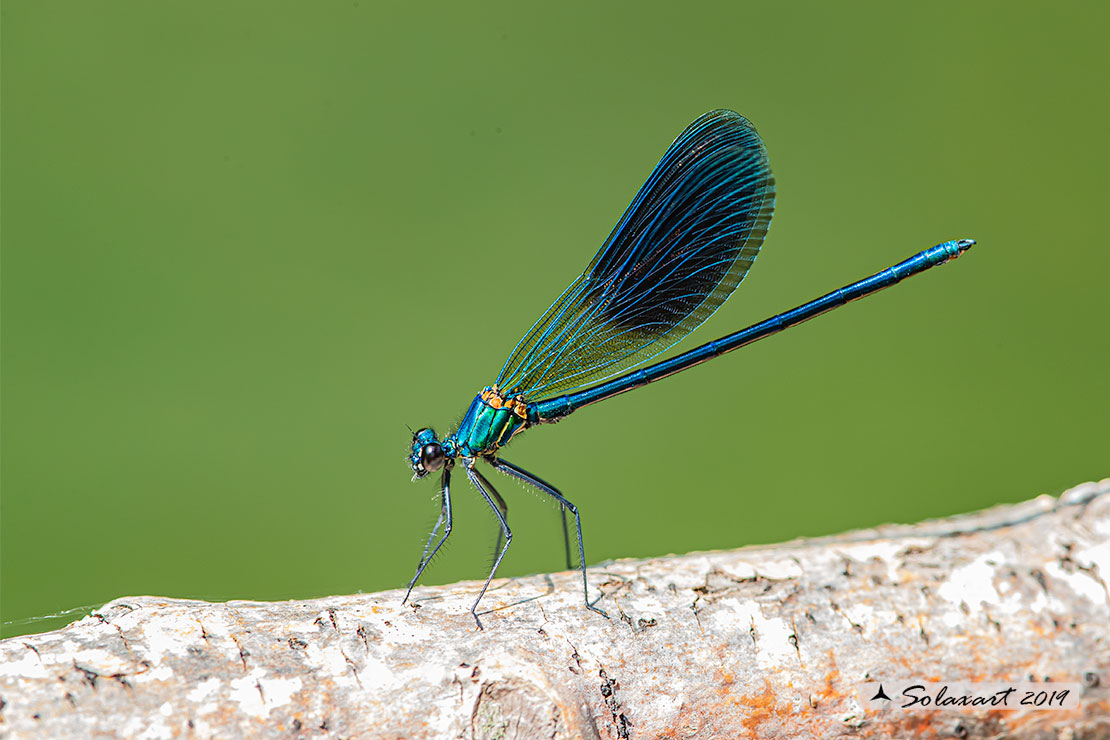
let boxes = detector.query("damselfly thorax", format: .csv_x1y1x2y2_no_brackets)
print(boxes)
455,386,530,456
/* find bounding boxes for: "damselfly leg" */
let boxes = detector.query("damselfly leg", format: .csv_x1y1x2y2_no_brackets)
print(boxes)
487,483,509,561
466,462,512,629
560,507,573,570
403,467,453,605
490,457,608,619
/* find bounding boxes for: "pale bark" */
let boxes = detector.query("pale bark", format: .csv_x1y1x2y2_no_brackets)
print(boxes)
2,479,1109,739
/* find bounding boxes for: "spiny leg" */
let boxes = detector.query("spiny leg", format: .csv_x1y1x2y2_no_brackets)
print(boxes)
466,463,512,629
497,478,569,569
495,469,567,567
416,469,451,571
488,484,509,561
403,467,452,605
419,503,446,567
490,457,608,619
561,506,573,570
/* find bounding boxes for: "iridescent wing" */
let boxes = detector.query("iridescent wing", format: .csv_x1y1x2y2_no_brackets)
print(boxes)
496,109,775,399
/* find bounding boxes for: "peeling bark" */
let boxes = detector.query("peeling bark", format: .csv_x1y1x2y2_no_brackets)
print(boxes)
2,479,1109,739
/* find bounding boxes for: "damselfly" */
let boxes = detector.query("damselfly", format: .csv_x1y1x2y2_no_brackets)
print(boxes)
404,110,973,628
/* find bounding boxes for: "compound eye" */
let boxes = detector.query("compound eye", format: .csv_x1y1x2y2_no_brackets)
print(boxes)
420,443,445,472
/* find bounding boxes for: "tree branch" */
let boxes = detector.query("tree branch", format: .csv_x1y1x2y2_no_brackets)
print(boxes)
2,479,1109,739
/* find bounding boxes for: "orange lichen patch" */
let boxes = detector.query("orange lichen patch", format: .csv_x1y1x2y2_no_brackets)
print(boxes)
713,668,736,698
739,679,778,734
813,650,840,705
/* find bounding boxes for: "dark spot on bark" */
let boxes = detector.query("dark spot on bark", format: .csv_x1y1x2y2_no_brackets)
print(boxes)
292,718,302,730
74,664,99,690
953,720,968,738
598,669,630,739
356,623,377,653
1085,671,1100,688
288,638,308,650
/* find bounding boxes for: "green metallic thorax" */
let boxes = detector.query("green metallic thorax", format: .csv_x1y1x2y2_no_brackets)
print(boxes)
447,388,529,459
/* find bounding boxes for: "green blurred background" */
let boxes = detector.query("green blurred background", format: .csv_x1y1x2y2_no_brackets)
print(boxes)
3,2,1107,637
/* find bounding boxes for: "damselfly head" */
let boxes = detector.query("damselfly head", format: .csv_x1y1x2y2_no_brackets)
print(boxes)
409,427,445,479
